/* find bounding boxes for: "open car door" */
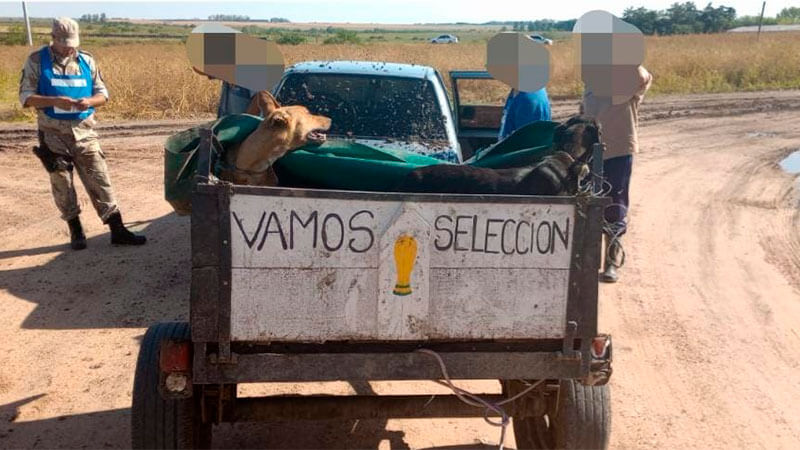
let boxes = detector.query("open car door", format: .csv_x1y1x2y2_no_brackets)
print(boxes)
449,71,509,159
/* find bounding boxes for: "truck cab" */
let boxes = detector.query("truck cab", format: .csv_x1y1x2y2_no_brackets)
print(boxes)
274,61,462,162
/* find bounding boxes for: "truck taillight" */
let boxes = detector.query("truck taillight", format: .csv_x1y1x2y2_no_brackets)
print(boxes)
591,335,611,359
160,340,192,373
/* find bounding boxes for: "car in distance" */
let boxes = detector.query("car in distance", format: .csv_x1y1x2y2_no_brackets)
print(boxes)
430,34,459,44
529,34,553,45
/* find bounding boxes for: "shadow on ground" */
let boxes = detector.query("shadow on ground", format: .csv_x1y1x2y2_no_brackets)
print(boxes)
0,213,191,330
0,394,503,449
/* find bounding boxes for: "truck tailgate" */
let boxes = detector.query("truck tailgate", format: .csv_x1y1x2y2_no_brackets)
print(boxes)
226,188,577,342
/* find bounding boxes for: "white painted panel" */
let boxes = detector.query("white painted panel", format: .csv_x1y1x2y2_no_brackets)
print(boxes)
230,266,568,341
231,268,379,342
376,203,431,339
427,268,568,339
228,193,575,342
230,194,574,270
230,195,398,269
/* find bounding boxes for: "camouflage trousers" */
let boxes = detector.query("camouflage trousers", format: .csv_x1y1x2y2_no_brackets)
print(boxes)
40,130,119,223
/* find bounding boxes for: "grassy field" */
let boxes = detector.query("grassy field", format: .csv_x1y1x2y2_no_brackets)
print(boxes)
0,30,798,121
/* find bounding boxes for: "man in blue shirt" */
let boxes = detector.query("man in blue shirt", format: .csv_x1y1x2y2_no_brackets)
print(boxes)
498,87,552,139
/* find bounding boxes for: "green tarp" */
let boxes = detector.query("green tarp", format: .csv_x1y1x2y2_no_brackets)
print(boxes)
164,114,558,213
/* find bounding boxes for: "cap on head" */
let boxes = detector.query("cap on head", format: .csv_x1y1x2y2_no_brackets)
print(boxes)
52,17,80,48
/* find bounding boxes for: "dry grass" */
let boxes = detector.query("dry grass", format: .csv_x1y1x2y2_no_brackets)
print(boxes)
1,32,798,121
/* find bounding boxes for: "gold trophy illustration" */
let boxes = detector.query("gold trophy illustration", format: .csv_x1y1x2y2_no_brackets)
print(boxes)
393,234,418,296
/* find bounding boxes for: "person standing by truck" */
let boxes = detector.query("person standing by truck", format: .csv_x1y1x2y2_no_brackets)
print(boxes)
582,66,652,282
497,34,553,140
19,17,146,250
575,9,652,283
498,87,552,139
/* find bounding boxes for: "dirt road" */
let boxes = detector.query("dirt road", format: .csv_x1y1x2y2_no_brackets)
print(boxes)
1,91,799,449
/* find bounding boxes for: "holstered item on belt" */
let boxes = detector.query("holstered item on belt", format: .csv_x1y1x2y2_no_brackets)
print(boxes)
33,131,73,173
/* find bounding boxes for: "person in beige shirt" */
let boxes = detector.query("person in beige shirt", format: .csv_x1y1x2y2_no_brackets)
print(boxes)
581,65,653,282
20,17,145,250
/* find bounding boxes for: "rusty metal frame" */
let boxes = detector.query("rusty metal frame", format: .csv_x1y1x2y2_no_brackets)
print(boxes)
227,394,544,422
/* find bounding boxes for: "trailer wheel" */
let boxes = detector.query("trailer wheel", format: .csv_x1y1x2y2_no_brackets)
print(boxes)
510,380,610,450
131,322,211,449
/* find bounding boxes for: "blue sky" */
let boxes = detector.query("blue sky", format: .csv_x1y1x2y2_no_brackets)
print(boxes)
0,0,792,23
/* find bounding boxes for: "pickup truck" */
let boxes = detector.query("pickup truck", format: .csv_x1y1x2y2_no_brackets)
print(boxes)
145,61,612,450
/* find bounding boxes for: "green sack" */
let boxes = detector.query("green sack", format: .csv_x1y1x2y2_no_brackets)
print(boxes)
164,114,263,214
467,120,558,168
275,143,448,192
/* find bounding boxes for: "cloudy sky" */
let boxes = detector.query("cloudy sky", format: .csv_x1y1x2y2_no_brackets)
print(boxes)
0,0,791,23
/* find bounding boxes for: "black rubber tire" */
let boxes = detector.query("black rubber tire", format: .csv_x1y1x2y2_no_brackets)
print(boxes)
513,414,553,449
131,322,211,449
552,380,610,450
507,380,554,450
510,380,610,450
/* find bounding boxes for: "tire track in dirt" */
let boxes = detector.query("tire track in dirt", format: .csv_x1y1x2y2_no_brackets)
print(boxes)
603,111,800,449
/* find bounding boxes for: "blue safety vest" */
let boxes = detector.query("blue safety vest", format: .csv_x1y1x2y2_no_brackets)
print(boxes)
36,46,94,120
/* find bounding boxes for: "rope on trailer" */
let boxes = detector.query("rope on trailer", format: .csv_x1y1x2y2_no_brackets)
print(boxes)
602,203,628,268
578,167,628,268
416,349,544,450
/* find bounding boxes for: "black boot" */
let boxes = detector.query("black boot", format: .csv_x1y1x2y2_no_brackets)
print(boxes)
67,217,87,250
601,234,623,283
107,212,146,246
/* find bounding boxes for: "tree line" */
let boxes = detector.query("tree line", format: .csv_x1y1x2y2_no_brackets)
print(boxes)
488,3,800,35
206,15,290,23
79,13,108,23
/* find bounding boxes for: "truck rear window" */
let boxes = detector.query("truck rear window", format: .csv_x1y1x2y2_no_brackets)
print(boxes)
276,73,448,141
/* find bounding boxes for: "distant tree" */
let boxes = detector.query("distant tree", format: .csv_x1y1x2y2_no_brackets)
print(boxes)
269,17,290,23
623,2,739,34
667,2,702,33
699,3,736,33
777,7,800,24
208,14,250,22
79,13,109,23
623,6,659,34
500,25,508,31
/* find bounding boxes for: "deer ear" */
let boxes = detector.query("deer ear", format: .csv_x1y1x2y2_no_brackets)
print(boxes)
267,110,290,129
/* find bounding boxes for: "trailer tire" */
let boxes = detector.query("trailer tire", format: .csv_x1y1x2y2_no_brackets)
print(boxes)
510,380,609,450
552,380,610,450
131,322,211,449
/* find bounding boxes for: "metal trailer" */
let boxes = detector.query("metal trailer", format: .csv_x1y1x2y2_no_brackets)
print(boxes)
132,129,613,449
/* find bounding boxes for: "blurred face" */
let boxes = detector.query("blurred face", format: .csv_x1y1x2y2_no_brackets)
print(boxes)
50,38,77,59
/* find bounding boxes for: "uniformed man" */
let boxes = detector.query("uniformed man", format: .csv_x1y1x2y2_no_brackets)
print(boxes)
19,17,145,250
